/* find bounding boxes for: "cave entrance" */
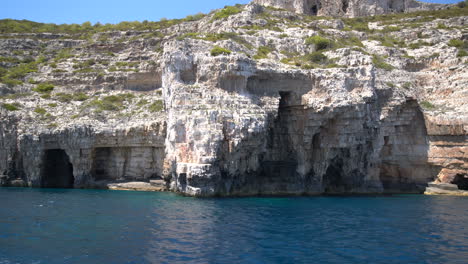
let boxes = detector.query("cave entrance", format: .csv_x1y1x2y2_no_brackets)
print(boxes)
40,149,74,188
342,0,349,13
279,91,292,109
323,158,345,193
452,174,468,190
310,5,318,15
91,147,114,181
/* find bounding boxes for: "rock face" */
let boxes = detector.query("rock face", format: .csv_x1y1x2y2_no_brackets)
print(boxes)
0,3,467,196
253,0,450,17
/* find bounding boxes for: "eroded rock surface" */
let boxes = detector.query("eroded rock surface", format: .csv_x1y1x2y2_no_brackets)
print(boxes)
0,2,467,196
253,0,450,17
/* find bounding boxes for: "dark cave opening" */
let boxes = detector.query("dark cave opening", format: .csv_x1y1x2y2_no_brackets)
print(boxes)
279,91,292,109
452,174,468,190
180,64,197,84
342,0,349,13
91,147,113,181
179,173,187,186
40,149,74,188
322,158,345,193
310,5,318,15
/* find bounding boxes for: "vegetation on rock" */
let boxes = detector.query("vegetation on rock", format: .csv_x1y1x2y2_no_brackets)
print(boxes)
210,46,232,56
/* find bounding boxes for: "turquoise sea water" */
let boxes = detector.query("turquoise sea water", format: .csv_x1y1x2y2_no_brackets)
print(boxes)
0,188,467,264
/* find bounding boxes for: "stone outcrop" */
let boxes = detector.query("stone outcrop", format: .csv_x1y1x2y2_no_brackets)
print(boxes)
253,0,450,17
0,3,467,196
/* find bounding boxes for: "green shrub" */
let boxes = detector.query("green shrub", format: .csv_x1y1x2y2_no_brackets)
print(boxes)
448,39,465,48
54,48,74,61
370,35,404,48
381,26,402,33
148,100,164,112
47,123,58,128
402,82,412,90
212,5,242,21
343,18,371,32
137,99,149,107
1,103,20,111
420,101,436,110
32,83,55,93
184,13,206,22
372,55,394,71
73,92,89,101
34,107,47,115
1,78,23,87
305,35,332,51
0,61,38,86
341,36,364,48
73,59,96,69
210,46,232,56
436,23,449,29
89,94,135,111
306,52,328,64
457,50,468,57
408,41,432,49
253,46,273,60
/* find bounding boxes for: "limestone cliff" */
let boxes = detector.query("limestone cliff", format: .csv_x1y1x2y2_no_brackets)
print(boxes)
253,0,450,17
0,2,467,196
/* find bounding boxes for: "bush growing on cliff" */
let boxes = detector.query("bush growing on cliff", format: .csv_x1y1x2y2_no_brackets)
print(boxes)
211,5,243,21
54,92,89,103
32,83,55,93
1,103,21,111
372,55,394,71
0,61,39,87
306,52,328,64
210,46,232,56
448,39,468,57
457,50,468,57
305,35,332,51
420,101,436,110
253,46,273,60
148,100,164,112
448,39,466,48
89,94,135,112
34,107,47,115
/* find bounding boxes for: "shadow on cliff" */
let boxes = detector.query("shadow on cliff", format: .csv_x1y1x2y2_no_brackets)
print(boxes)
207,75,441,196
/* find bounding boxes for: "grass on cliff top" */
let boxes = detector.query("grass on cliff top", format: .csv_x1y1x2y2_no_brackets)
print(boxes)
0,11,206,35
211,5,243,21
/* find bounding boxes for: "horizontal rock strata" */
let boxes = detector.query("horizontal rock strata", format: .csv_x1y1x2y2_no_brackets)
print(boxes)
0,2,466,196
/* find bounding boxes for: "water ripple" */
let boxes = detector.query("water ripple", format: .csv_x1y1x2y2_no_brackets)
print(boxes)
0,189,467,263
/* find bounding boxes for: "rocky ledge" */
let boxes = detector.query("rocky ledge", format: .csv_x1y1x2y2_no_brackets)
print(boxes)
0,1,467,196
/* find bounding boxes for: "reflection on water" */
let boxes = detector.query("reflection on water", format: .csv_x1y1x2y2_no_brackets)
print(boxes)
0,189,467,264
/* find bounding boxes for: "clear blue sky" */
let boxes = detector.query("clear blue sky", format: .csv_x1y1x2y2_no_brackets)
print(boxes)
0,0,460,25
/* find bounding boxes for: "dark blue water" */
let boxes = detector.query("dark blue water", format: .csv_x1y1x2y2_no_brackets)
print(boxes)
0,188,467,264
